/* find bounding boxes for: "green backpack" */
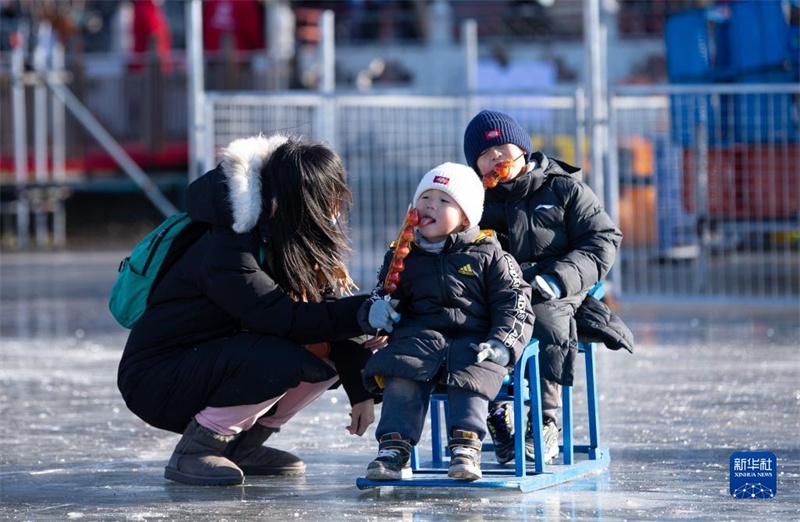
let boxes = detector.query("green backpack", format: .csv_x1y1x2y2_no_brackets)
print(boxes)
109,212,207,328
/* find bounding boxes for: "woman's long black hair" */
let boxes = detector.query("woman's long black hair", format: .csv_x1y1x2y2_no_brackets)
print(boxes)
261,139,354,302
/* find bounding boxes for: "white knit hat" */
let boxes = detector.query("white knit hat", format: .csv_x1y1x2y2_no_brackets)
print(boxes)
412,162,485,227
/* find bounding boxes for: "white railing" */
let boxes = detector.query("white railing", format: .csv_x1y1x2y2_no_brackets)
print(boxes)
205,85,799,302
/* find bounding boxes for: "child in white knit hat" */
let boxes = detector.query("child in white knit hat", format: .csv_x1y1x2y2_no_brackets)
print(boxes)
357,162,534,482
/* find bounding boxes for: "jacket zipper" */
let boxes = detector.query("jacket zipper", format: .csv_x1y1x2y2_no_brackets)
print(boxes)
141,214,190,276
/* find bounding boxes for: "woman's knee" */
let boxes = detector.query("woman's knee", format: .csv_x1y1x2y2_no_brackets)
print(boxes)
221,335,336,383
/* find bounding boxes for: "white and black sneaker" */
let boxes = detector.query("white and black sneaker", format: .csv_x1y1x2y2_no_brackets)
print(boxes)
525,417,560,464
447,430,482,481
365,432,412,480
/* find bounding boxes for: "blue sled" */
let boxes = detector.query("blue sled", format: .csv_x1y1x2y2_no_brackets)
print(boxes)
356,447,610,492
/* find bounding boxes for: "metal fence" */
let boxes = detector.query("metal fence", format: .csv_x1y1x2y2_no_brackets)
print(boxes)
612,84,799,302
205,84,799,302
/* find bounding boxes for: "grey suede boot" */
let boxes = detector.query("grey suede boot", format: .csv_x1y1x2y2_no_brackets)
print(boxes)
223,424,306,476
164,419,244,486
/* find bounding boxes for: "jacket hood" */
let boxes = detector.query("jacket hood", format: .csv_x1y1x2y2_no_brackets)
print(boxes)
539,151,581,179
187,134,289,233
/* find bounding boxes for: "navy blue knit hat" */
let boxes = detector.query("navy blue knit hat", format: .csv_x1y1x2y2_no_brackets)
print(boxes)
463,110,533,171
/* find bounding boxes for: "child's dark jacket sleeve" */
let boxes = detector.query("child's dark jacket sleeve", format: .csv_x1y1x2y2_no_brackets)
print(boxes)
549,178,623,297
484,249,535,366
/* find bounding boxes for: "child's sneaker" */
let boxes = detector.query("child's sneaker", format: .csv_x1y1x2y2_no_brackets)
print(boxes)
365,432,412,480
524,418,560,464
447,430,482,481
486,403,515,464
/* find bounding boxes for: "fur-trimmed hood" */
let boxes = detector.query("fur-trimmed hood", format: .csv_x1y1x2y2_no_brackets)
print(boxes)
186,134,289,233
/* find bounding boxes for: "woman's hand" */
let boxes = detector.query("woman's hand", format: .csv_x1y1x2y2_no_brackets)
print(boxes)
364,335,389,351
346,398,375,436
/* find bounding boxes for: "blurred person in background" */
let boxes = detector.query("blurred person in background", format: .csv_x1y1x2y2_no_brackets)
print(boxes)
203,0,264,52
131,0,171,72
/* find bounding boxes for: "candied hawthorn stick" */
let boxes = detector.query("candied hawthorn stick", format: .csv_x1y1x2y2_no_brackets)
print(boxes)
482,158,515,189
382,207,420,294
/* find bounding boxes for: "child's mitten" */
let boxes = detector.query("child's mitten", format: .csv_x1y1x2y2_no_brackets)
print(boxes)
471,340,510,366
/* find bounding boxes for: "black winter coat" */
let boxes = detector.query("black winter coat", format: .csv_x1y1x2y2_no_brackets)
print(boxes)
364,227,535,401
118,135,373,432
480,152,622,295
479,152,625,384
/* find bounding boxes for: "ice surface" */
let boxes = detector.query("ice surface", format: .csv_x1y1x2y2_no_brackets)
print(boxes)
1,251,798,521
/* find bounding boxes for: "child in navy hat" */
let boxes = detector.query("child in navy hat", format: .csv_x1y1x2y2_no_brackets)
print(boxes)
358,162,534,482
464,109,628,466
463,109,534,173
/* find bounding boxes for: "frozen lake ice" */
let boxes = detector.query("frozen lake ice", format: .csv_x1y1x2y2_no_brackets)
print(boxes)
1,251,798,520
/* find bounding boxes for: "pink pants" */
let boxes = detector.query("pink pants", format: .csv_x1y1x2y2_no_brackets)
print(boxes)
196,366,339,436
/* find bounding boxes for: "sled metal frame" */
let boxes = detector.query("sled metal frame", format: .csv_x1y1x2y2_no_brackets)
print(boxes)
357,283,610,492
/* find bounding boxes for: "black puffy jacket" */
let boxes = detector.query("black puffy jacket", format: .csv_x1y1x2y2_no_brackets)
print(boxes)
480,151,622,296
479,152,630,383
364,228,535,401
118,135,371,411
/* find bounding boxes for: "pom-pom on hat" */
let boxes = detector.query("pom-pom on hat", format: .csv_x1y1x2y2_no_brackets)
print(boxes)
413,162,485,228
463,110,533,170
